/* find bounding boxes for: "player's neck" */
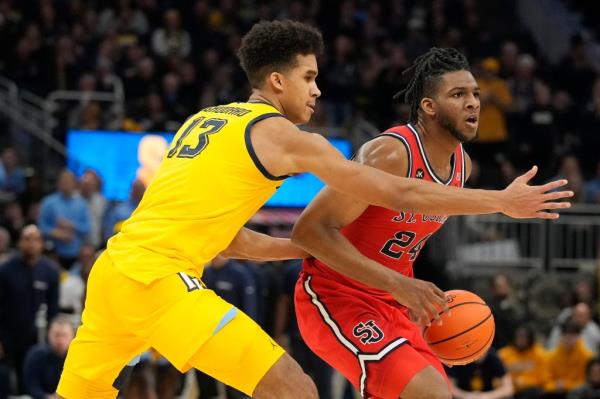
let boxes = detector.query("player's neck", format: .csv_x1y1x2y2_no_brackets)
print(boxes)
248,90,282,113
413,119,459,172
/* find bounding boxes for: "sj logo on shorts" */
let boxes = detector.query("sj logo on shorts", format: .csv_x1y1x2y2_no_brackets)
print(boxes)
352,320,384,345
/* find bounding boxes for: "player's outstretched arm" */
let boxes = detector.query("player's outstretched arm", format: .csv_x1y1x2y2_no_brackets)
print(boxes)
291,137,448,325
251,117,573,218
220,227,308,261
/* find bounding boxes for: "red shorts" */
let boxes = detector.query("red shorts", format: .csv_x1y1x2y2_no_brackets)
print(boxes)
295,271,447,399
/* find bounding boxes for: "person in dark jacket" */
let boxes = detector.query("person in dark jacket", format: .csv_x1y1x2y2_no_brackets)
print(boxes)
23,314,75,399
0,225,59,394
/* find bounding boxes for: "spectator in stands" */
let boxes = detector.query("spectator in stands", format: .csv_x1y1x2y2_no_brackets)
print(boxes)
124,56,158,103
38,169,91,270
472,57,512,163
521,81,559,180
554,34,597,107
0,147,25,196
23,314,75,399
568,358,600,399
79,170,107,249
0,201,25,243
550,155,585,203
553,89,579,152
0,227,11,264
0,341,9,399
178,61,200,110
53,35,81,92
498,325,549,399
0,163,4,193
0,225,59,394
508,54,538,115
103,179,145,242
59,244,96,315
584,161,600,205
320,34,358,127
499,41,519,79
579,78,600,176
489,273,525,349
69,101,103,130
151,9,191,58
546,321,594,395
160,72,187,121
447,348,514,399
133,93,168,132
573,280,599,321
548,302,600,355
97,0,149,37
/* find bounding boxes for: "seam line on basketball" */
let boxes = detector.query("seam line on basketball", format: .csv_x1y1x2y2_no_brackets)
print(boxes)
423,301,488,334
436,324,495,364
428,312,493,345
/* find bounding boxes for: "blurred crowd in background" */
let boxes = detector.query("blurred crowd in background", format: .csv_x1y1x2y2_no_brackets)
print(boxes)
1,0,600,398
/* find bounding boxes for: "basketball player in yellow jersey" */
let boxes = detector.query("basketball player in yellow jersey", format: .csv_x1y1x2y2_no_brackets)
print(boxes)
57,20,572,399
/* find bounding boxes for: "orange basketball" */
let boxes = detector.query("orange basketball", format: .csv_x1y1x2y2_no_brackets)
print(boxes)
423,289,495,366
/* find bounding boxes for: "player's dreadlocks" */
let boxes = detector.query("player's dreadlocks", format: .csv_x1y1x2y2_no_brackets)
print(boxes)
393,48,470,123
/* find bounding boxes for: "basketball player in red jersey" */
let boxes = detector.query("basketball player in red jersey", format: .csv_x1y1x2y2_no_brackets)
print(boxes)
292,48,539,399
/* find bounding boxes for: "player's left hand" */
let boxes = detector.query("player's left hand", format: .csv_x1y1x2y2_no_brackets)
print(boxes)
390,275,449,326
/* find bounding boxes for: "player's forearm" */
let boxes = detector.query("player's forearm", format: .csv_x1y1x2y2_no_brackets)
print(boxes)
291,223,399,293
392,178,505,216
314,158,505,216
221,227,308,261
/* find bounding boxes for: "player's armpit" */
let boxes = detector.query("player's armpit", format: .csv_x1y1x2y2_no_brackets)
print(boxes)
292,186,369,247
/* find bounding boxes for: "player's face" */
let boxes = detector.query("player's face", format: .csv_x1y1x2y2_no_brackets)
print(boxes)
279,54,321,124
433,70,480,142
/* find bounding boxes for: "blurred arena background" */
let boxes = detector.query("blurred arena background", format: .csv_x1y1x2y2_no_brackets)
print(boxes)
0,0,599,398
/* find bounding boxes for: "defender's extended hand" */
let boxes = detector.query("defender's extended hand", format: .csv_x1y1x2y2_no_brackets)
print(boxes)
501,166,573,219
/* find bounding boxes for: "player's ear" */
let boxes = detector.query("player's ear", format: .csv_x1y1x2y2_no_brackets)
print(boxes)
269,72,285,93
420,97,436,117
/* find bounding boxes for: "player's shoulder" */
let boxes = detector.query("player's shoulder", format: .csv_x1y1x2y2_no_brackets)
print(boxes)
355,134,409,177
251,113,296,134
252,116,328,152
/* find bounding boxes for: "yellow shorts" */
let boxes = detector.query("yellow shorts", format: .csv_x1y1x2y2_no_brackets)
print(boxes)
57,251,284,398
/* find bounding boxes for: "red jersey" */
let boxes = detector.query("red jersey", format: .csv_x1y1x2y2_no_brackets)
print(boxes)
303,123,466,302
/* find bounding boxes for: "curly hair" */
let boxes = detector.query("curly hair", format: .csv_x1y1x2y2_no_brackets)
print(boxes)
238,20,324,88
393,47,470,123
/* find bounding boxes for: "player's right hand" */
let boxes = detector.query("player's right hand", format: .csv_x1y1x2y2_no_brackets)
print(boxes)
502,165,573,219
390,275,448,327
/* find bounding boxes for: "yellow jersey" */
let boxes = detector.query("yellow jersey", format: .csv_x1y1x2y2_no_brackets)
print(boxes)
107,101,286,284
